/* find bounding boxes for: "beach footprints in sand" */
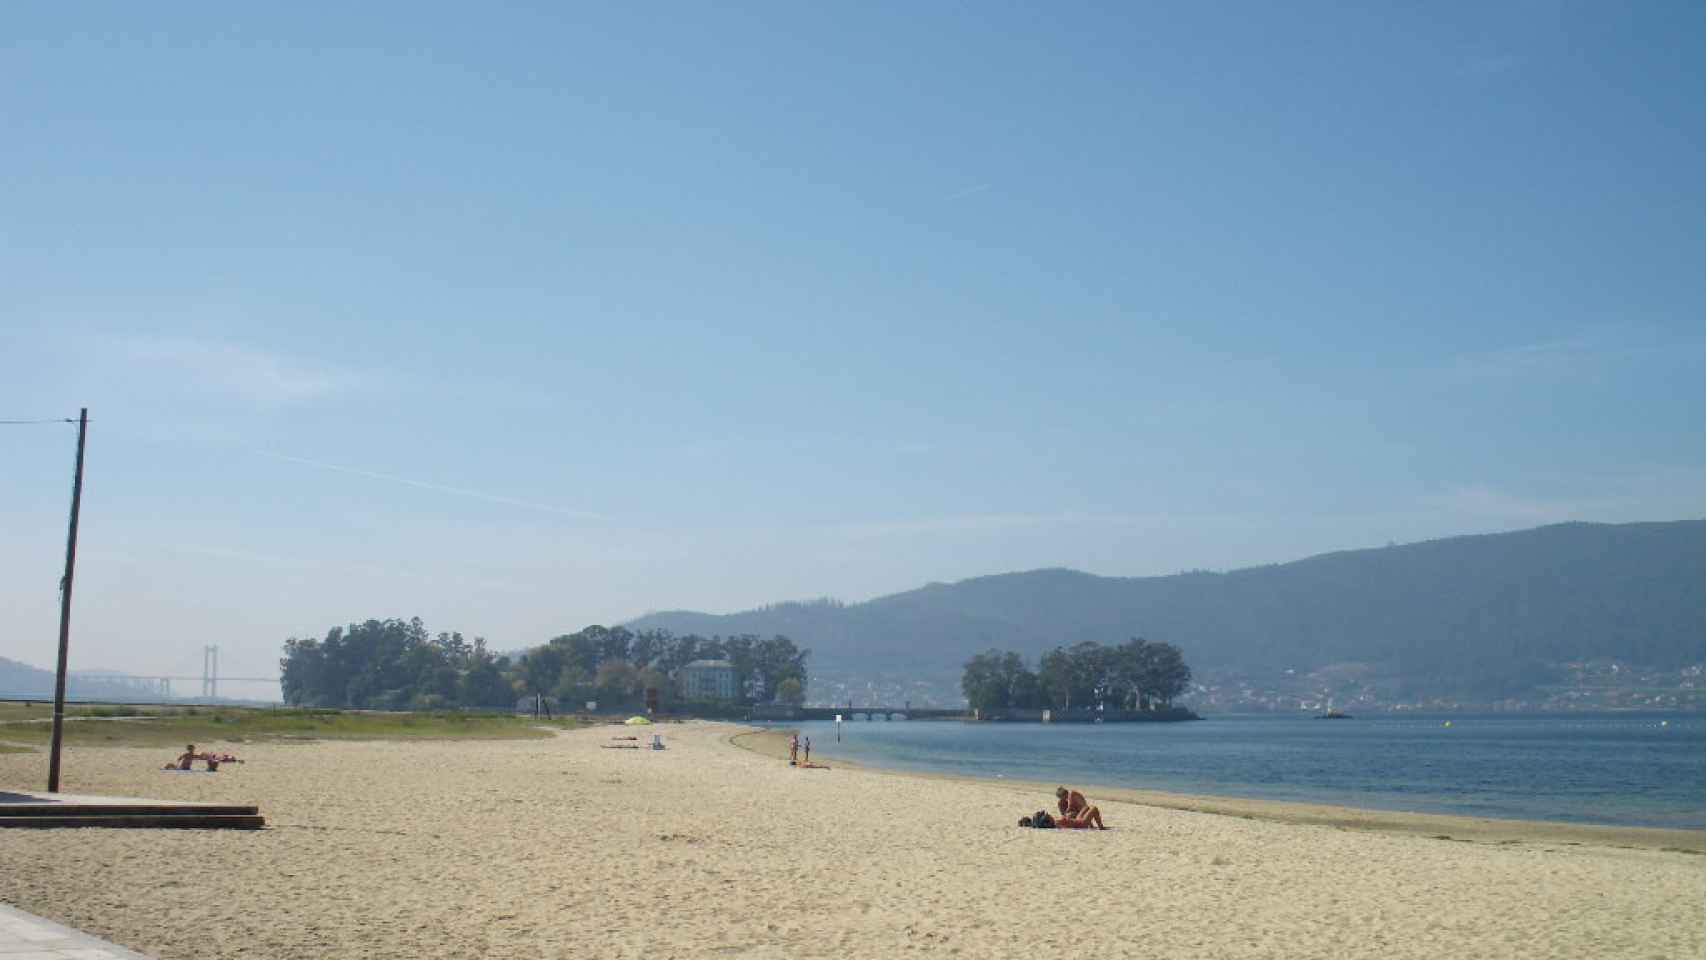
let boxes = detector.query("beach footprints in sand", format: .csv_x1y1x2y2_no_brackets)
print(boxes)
903,922,959,952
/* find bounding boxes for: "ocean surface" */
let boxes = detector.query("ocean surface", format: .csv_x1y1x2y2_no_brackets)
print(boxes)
777,712,1706,830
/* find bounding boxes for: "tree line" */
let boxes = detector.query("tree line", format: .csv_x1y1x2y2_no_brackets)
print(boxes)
961,638,1191,715
280,618,808,711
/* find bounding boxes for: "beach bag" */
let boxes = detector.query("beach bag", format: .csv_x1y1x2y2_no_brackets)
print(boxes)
1032,810,1056,829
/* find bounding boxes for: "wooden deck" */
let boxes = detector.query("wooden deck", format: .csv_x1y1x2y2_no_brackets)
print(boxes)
0,790,264,829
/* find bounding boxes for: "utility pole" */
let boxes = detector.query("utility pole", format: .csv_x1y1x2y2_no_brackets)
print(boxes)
47,408,88,793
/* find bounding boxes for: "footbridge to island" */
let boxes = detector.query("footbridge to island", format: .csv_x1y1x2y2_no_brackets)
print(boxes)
751,704,969,722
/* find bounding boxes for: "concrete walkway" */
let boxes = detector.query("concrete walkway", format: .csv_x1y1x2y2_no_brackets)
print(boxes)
0,904,151,959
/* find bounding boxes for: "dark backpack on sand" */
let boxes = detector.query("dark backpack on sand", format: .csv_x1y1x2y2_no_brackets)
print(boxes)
1032,810,1056,829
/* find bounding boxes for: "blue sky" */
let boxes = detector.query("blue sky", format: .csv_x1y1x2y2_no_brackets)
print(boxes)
4,2,1703,688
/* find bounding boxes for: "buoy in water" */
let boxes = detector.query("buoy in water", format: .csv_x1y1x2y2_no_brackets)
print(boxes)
1443,720,1452,728
1661,720,1670,728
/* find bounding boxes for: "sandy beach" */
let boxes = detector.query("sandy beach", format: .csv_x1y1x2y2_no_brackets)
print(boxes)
3,722,1703,959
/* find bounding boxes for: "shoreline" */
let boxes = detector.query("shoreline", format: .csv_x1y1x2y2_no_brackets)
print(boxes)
6,722,1704,959
727,725,1706,854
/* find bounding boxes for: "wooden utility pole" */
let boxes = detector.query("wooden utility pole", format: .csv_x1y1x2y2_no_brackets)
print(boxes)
47,408,88,793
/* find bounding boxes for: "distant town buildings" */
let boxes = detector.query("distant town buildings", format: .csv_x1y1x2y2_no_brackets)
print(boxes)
678,659,737,701
804,660,1706,714
1183,660,1706,713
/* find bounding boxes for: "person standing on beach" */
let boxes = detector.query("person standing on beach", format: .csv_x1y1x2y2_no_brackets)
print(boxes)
802,736,811,765
789,733,800,766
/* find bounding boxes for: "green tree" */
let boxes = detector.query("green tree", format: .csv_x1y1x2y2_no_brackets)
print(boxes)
552,661,595,704
460,648,515,708
1038,646,1096,711
752,634,808,703
961,649,1044,713
595,660,640,705
629,630,668,671
962,650,1009,712
1142,641,1192,708
518,645,566,699
723,634,757,700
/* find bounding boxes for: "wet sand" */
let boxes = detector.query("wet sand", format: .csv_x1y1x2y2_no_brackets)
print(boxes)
2,722,1703,959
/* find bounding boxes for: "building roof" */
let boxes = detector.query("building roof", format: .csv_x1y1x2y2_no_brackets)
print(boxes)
682,659,735,670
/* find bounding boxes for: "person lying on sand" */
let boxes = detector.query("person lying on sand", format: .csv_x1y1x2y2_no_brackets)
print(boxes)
1056,805,1107,829
1019,806,1106,830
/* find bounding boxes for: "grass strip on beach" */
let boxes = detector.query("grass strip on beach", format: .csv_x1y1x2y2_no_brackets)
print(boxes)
0,703,580,746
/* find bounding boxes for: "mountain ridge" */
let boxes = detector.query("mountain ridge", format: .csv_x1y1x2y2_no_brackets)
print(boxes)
627,519,1706,697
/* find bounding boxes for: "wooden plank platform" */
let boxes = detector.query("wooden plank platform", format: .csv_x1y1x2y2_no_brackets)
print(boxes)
0,790,264,829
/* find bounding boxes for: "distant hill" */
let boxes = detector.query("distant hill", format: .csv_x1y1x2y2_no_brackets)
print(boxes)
0,656,55,697
0,656,165,701
628,520,1706,699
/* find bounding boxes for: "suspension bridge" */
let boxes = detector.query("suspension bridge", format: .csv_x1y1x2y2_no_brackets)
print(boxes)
3,645,278,703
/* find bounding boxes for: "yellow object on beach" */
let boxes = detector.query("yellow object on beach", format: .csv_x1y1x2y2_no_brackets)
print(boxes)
624,716,652,726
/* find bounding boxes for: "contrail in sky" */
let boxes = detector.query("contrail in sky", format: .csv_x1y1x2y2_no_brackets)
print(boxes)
263,451,605,520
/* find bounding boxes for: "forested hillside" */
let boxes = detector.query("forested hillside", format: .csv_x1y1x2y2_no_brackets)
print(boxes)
629,520,1706,698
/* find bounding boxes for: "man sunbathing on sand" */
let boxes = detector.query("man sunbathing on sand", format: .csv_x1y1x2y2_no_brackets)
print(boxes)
165,744,201,771
1053,786,1107,829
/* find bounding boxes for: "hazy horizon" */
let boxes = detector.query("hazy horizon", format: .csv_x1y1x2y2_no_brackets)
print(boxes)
4,515,1701,685
5,4,1704,683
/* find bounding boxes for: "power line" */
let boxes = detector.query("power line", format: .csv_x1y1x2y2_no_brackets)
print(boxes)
0,418,78,425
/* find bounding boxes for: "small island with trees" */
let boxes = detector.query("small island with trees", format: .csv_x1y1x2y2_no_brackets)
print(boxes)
961,638,1198,722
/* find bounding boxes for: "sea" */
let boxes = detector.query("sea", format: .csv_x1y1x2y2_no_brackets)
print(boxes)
777,712,1706,830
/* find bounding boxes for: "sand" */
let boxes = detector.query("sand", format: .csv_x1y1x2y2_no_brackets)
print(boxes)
2,722,1703,959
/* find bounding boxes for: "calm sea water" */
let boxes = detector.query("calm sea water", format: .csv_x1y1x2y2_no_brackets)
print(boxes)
778,712,1706,830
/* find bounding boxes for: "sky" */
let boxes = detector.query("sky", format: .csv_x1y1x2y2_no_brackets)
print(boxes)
3,2,1704,690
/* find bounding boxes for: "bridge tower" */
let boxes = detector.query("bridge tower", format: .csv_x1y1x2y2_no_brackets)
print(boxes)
202,645,219,699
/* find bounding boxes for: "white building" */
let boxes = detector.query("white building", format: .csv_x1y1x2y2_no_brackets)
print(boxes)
679,659,737,701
